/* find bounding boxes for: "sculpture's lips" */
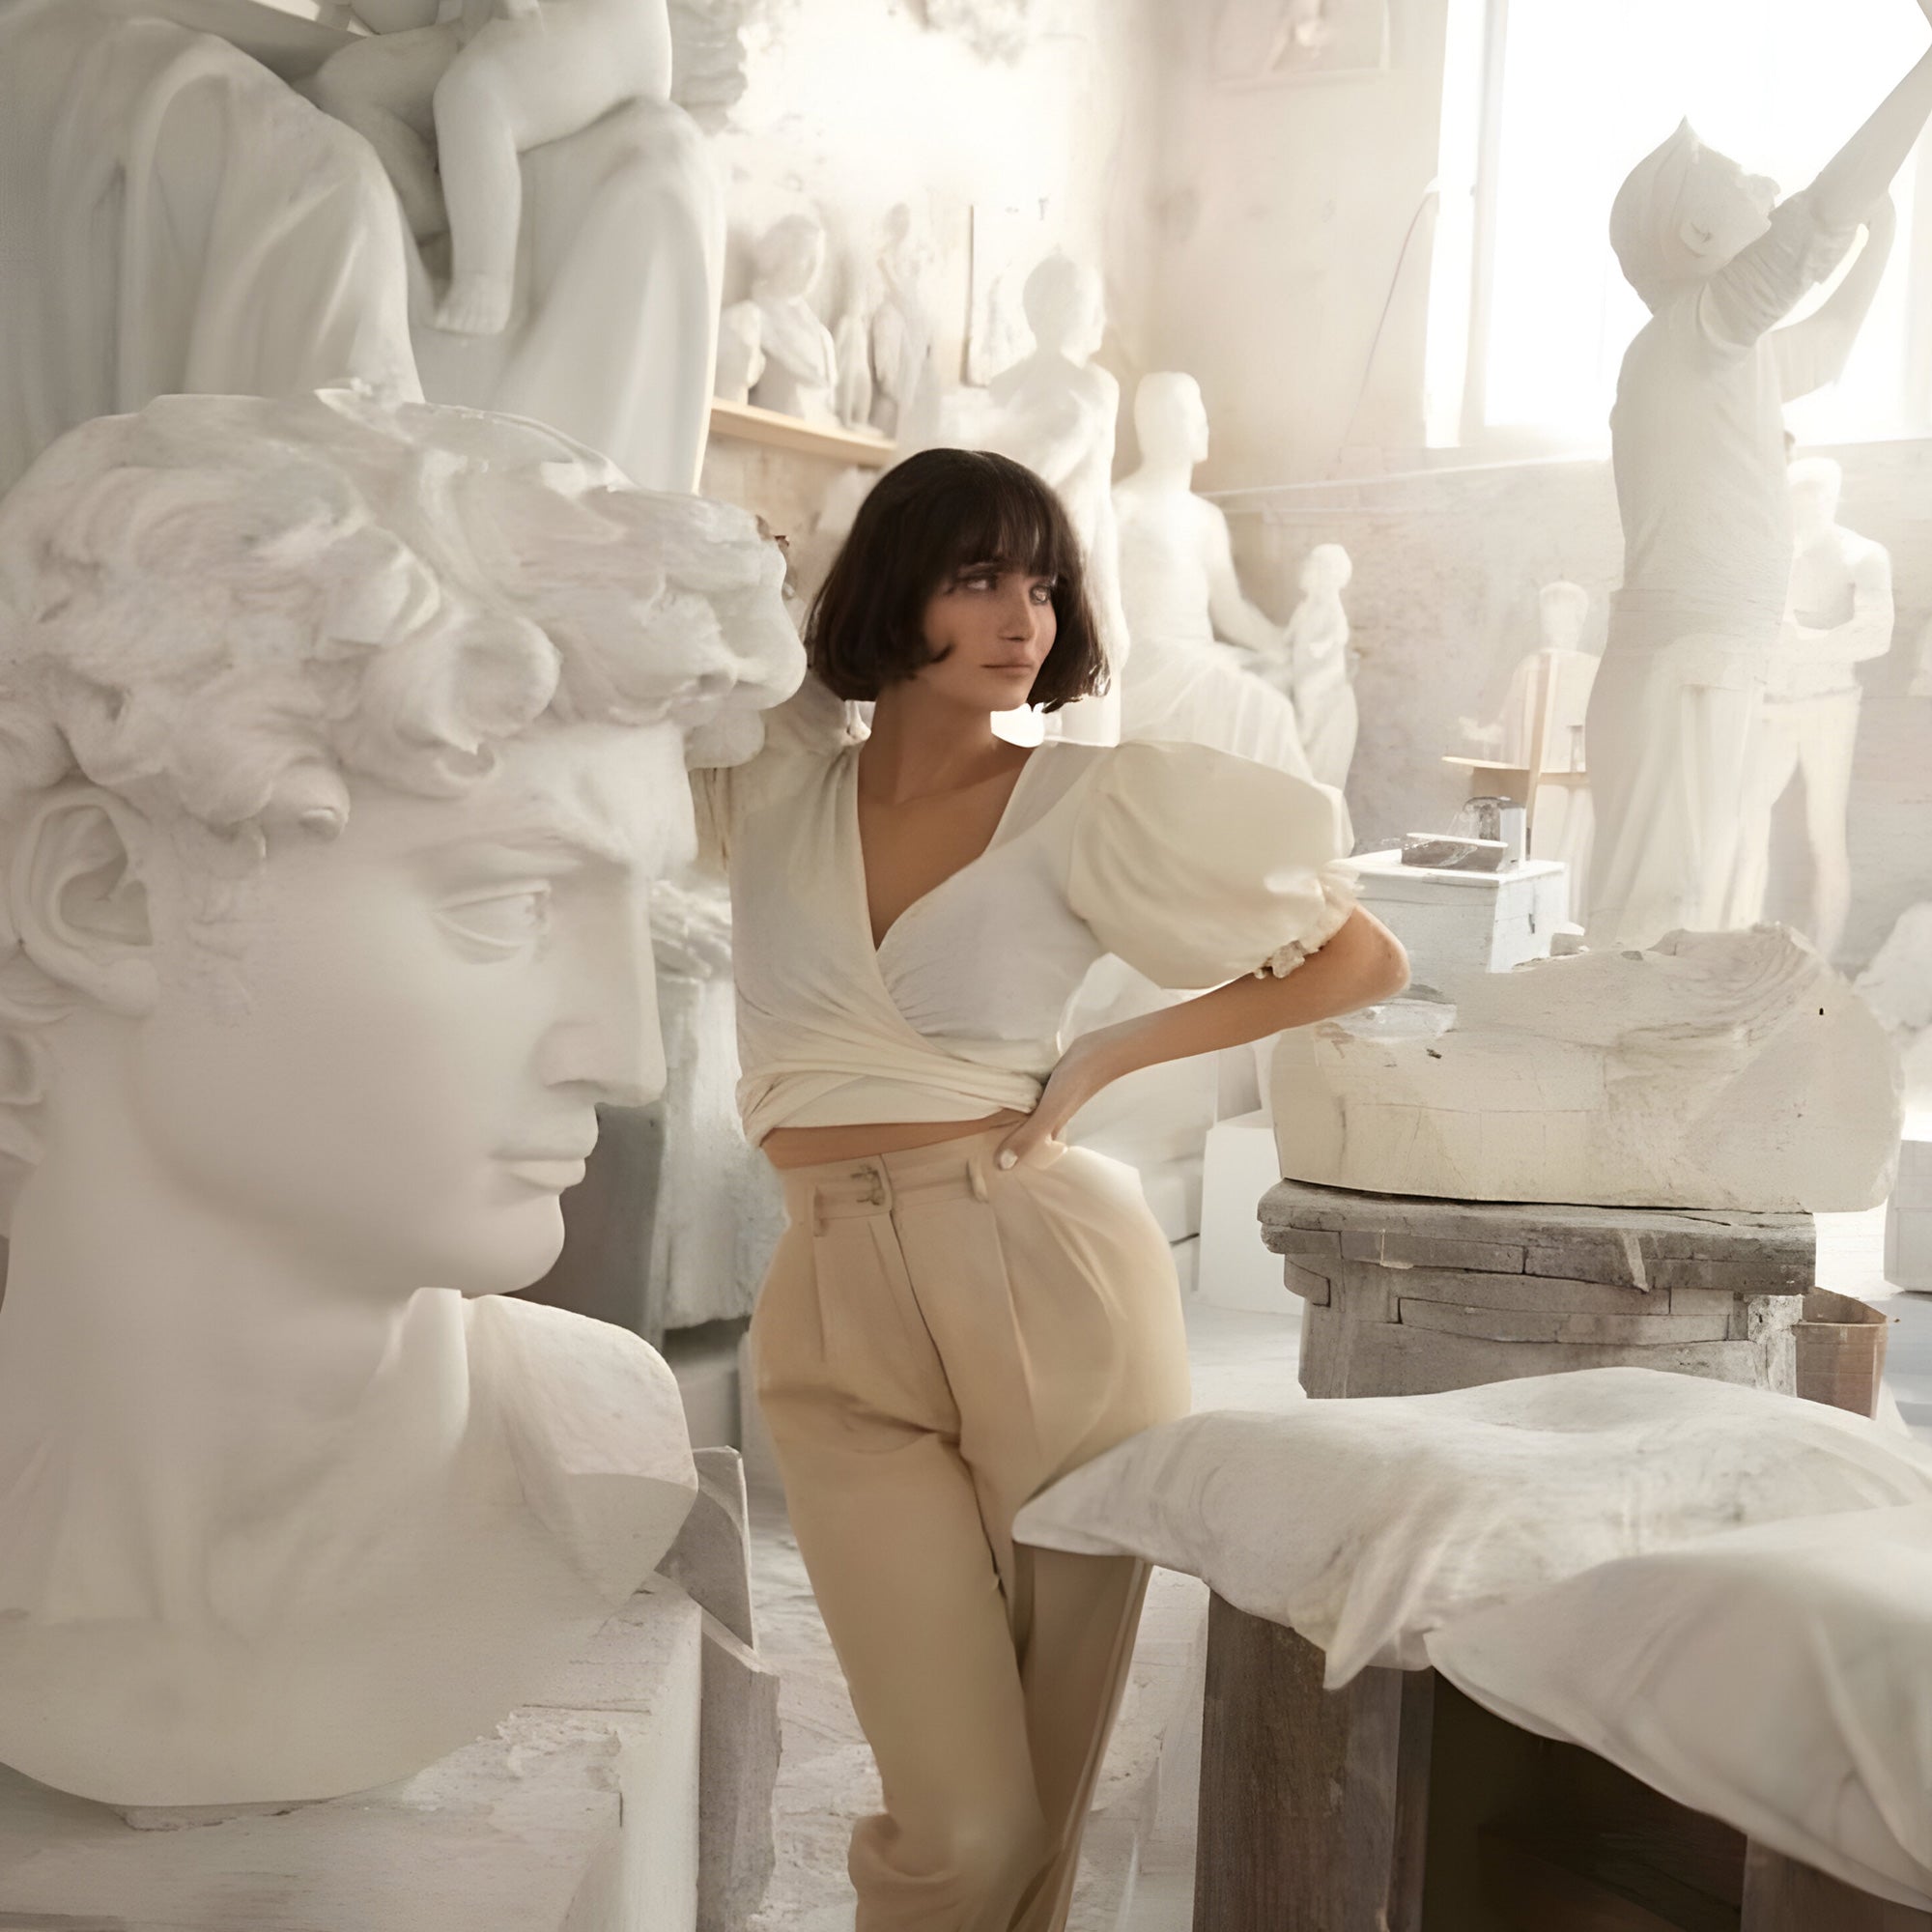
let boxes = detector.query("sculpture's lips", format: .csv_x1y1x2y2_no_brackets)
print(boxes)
498,1156,590,1192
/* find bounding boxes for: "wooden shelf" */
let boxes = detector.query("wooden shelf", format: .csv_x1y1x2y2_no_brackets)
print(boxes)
707,400,895,469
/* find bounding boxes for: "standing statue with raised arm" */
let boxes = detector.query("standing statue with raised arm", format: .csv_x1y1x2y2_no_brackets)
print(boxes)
1585,14,1931,951
1113,372,1313,778
1727,456,1894,957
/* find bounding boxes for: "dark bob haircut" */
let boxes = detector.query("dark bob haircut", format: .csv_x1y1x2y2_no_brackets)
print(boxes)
802,447,1107,711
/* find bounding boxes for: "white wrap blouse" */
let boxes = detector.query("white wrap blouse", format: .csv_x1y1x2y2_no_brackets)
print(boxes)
696,679,1356,1144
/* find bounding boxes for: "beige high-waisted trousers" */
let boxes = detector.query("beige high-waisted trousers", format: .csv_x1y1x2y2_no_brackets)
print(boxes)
750,1126,1192,1932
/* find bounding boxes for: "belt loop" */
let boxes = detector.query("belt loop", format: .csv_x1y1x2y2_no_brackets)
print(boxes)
873,1161,895,1214
968,1151,990,1204
810,1185,828,1236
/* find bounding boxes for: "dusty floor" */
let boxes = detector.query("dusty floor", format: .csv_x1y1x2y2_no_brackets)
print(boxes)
742,1209,1932,1932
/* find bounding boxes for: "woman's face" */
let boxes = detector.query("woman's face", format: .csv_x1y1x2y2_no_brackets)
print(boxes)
911,561,1059,714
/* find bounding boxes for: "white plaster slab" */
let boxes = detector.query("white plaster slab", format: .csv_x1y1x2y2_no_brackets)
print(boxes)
1338,849,1569,992
1198,1112,1295,1314
0,1580,704,1932
1273,926,1902,1210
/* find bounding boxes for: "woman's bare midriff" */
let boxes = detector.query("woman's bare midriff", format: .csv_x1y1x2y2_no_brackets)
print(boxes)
760,1109,1031,1170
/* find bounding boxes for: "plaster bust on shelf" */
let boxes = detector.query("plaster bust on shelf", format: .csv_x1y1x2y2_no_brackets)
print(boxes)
1113,371,1311,778
0,388,801,1808
715,212,841,423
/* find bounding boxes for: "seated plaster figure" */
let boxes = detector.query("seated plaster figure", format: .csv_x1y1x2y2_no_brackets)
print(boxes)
982,251,1131,743
1727,457,1894,959
1278,542,1359,791
309,0,676,335
0,387,801,1809
1113,372,1313,779
715,213,840,424
1587,34,1929,951
0,0,724,497
1270,926,1902,1211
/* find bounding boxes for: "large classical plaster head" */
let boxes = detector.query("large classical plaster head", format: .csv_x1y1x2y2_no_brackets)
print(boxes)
0,387,801,1808
0,388,798,1255
1135,372,1211,469
1022,250,1106,362
1610,121,1777,309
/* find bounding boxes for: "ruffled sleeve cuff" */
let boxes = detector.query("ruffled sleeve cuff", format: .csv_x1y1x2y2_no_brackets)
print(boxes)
1252,863,1357,979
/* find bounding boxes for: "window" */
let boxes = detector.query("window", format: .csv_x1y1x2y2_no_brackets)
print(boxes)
1432,0,1928,449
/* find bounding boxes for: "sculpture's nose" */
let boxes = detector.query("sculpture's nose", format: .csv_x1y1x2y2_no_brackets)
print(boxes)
534,895,666,1109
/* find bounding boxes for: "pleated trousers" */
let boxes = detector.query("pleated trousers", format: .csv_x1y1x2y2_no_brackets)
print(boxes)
750,1126,1191,1932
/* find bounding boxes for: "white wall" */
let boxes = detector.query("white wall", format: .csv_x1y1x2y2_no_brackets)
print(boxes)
1135,0,1451,490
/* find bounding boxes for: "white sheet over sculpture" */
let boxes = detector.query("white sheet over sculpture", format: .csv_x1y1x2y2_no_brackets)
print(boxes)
1585,42,1931,950
1727,457,1893,958
0,0,724,497
1271,928,1901,1210
0,389,802,1809
1113,373,1311,778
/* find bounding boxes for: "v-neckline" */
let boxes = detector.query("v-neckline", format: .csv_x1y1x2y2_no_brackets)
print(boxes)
849,746,1040,957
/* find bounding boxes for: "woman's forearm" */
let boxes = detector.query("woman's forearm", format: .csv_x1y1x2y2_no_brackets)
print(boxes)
1082,907,1408,1086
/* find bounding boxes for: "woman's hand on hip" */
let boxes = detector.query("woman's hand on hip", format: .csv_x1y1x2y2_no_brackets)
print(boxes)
995,1032,1121,1170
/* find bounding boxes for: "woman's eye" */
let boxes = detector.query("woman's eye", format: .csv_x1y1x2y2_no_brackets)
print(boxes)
439,888,553,952
1030,581,1057,605
958,572,997,592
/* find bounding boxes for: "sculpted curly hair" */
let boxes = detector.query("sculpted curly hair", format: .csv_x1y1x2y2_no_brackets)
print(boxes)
0,385,799,1202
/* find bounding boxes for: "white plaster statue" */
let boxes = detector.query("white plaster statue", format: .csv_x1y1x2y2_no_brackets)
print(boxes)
983,251,1129,743
0,0,724,497
1728,457,1894,958
0,388,802,1808
1586,56,1927,952
866,204,937,442
1857,902,1932,1118
309,0,675,335
1912,613,1932,698
1278,543,1359,791
1271,927,1902,1211
716,213,840,424
1113,372,1313,779
1463,581,1601,911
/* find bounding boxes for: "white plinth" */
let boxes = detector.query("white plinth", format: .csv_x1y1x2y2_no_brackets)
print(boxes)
1338,849,1569,993
1198,1111,1293,1314
0,1580,704,1932
1887,1139,1932,1291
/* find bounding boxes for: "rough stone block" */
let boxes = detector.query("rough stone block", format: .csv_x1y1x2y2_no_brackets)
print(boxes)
696,1613,780,1932
0,1585,705,1932
1373,1265,1661,1317
1281,1260,1332,1305
658,1447,755,1650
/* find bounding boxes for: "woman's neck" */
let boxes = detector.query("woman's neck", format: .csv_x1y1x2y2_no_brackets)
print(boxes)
861,690,1009,803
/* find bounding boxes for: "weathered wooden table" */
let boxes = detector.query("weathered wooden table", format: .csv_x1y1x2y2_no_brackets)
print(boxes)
1196,1597,1930,1932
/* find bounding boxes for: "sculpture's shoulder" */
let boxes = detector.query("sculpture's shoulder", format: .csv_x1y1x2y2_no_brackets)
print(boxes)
465,1293,694,1487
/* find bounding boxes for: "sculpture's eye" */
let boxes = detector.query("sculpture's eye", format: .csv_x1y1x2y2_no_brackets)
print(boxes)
438,887,554,954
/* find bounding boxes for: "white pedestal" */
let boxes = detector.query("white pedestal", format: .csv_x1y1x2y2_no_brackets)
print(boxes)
1198,1111,1293,1314
1338,849,1569,993
1887,1138,1932,1291
0,1581,705,1932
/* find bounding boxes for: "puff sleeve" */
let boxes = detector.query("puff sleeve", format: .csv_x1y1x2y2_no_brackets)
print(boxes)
1065,742,1357,990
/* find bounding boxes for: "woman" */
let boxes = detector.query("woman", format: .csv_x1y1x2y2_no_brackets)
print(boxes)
698,448,1407,1932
